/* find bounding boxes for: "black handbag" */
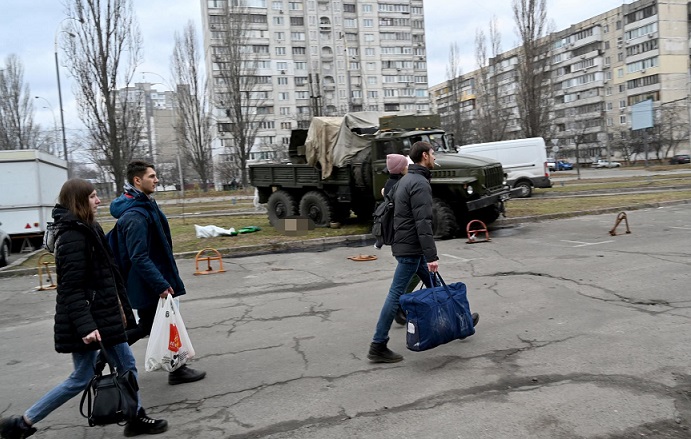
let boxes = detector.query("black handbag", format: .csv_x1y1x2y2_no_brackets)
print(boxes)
79,342,139,426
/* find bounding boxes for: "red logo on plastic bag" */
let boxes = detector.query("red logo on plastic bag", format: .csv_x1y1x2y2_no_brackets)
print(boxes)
169,324,182,352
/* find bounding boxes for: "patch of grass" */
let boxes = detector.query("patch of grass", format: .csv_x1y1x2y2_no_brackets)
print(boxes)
505,190,691,217
11,174,691,270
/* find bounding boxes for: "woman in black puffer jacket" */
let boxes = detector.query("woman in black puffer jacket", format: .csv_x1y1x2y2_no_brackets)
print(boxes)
0,179,167,439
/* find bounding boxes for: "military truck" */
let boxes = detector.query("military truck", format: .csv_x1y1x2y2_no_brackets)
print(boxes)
249,113,511,239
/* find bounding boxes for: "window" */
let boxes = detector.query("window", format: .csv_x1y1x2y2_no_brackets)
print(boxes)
276,47,286,55
619,100,626,109
273,17,284,25
363,19,373,27
275,31,285,40
253,45,269,54
365,48,375,56
367,76,377,85
349,61,360,69
280,107,291,115
362,4,372,12
343,3,355,12
288,1,303,10
294,76,307,85
620,115,626,124
277,61,288,70
272,1,282,9
290,16,304,25
291,32,305,41
277,77,288,85
295,61,307,70
280,122,291,129
344,18,356,28
292,46,306,55
617,68,624,78
366,62,376,71
278,92,289,100
367,90,378,98
617,52,623,62
626,56,658,73
364,33,374,42
296,91,309,99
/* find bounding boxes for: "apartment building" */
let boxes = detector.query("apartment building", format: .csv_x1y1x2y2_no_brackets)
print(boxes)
430,0,691,162
201,0,431,176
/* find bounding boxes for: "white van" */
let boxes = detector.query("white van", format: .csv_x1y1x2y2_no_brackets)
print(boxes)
457,137,552,197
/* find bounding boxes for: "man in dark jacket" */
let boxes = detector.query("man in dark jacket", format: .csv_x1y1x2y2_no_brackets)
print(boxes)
110,161,206,385
368,141,438,363
368,141,479,363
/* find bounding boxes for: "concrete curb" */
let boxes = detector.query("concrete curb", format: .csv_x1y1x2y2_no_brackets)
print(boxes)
2,197,689,280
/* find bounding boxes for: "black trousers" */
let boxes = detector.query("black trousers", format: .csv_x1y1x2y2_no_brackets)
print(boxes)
126,306,157,346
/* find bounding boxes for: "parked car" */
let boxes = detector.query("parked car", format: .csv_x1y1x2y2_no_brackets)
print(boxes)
0,222,11,268
555,160,573,171
547,158,556,171
669,154,690,165
593,159,622,169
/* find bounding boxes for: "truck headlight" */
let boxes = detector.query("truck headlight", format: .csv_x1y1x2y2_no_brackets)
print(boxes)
466,185,474,195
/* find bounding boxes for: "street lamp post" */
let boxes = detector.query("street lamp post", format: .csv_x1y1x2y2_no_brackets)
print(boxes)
35,96,59,156
54,19,77,174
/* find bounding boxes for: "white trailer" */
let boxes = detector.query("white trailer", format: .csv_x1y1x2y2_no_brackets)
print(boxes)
0,150,68,248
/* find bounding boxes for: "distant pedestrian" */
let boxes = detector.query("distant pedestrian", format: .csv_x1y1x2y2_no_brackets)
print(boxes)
0,178,167,438
110,161,206,386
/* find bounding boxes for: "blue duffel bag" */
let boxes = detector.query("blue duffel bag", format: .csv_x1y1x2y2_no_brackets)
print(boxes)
399,272,475,352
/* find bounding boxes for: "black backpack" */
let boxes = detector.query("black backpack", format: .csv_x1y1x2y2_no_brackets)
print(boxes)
372,183,399,246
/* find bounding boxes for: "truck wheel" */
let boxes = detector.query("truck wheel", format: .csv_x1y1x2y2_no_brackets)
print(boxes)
299,191,332,227
0,240,9,268
514,180,532,198
432,198,458,240
267,190,298,227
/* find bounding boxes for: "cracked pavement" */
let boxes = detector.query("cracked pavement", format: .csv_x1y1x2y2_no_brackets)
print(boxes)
1,203,690,438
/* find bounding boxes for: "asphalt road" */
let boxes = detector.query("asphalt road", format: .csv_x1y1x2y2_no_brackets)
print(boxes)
1,203,690,438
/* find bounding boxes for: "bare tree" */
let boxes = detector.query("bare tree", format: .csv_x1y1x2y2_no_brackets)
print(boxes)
474,17,511,143
62,0,145,193
443,43,474,145
655,102,689,160
512,0,553,138
171,21,213,191
214,5,266,186
0,55,43,150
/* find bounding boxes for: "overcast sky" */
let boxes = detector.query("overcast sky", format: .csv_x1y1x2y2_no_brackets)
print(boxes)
0,0,629,138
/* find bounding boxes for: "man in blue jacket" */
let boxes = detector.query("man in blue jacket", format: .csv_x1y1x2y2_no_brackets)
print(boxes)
110,160,206,385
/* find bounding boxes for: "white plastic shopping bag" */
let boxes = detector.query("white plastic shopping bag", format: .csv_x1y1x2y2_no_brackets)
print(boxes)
144,296,196,372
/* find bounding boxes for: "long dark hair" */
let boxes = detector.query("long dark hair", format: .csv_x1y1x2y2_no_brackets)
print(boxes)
58,178,96,223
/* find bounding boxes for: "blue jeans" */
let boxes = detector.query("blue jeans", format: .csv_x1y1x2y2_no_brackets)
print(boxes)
372,255,437,344
24,342,140,425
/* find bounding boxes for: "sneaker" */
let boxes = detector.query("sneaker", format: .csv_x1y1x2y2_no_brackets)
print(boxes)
0,415,36,439
394,307,407,326
472,312,480,327
168,365,206,385
367,341,403,363
123,409,168,437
